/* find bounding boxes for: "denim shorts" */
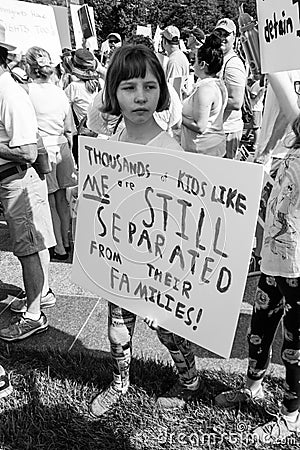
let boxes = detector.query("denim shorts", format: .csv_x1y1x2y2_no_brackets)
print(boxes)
0,166,56,256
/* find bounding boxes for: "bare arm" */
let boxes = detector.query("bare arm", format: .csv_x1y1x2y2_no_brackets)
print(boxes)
182,84,213,134
0,143,37,164
64,108,74,148
222,85,244,126
254,108,289,162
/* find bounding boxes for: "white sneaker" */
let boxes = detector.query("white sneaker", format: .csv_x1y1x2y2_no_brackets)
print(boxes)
254,412,300,445
10,289,56,313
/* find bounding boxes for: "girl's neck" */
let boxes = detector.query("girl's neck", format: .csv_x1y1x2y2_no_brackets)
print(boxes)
121,117,162,145
197,71,217,81
33,78,50,84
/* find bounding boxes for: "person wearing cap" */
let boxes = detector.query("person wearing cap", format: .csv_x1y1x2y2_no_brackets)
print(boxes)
161,25,190,99
0,26,56,345
214,18,247,159
102,33,122,67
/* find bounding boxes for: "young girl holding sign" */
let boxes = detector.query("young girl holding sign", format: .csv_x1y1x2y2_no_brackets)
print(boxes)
90,44,204,417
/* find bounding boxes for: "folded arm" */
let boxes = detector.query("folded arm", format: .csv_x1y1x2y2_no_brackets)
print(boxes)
0,143,37,164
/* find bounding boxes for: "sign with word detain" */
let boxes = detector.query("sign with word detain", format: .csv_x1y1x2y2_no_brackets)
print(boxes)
72,137,263,358
257,0,300,73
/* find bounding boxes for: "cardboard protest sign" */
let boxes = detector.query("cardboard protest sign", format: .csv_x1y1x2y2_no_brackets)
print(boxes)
0,0,61,63
78,4,94,40
72,138,263,358
70,4,98,51
136,25,152,38
52,5,71,50
257,0,300,73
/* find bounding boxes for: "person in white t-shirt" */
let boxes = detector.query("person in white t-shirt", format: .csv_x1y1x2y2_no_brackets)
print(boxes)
65,48,100,164
0,31,56,344
214,18,247,159
90,44,205,419
161,25,190,100
24,46,77,261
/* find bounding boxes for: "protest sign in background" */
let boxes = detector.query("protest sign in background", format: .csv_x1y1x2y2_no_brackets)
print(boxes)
52,5,71,51
0,0,61,63
136,25,152,38
70,4,98,52
257,0,300,73
72,137,263,358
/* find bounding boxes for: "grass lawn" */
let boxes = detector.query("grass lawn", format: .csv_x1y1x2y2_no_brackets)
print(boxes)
0,346,298,450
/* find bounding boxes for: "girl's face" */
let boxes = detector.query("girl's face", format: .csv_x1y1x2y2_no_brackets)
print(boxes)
116,67,160,125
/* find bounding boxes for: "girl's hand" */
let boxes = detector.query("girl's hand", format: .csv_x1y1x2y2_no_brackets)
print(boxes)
144,316,158,330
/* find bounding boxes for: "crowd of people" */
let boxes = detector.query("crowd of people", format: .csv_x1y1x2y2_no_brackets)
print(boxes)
0,15,299,446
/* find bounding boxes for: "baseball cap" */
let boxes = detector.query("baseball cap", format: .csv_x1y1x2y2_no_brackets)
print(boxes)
107,33,122,42
215,18,236,34
161,25,180,43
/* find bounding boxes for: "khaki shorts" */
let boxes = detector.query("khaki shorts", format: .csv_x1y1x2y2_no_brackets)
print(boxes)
46,142,77,194
0,166,56,257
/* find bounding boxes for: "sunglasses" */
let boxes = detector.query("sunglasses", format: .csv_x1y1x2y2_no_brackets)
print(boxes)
109,39,119,44
215,30,233,39
294,81,300,95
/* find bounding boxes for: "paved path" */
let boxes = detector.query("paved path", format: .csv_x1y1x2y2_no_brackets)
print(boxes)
0,219,285,379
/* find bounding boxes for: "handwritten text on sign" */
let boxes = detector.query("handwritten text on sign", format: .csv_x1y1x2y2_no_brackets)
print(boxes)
72,138,263,358
0,0,61,63
257,0,300,73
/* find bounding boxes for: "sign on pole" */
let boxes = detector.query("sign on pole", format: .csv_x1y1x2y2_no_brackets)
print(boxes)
70,4,98,51
257,0,300,73
72,138,263,358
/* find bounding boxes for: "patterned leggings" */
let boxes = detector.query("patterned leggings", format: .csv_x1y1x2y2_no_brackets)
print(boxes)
247,274,300,412
108,302,198,391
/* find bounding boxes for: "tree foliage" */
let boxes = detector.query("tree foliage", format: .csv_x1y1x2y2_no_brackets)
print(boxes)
86,0,258,44
25,0,258,46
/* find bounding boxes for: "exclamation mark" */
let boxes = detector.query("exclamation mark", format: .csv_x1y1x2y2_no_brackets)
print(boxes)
193,308,203,331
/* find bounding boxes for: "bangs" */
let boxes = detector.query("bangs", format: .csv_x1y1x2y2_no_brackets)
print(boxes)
116,49,148,83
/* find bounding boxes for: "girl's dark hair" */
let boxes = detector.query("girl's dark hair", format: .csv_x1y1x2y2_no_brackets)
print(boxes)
102,44,170,116
197,32,223,76
25,46,53,80
290,115,300,149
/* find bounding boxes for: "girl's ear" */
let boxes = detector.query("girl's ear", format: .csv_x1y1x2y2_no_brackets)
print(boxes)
198,60,206,70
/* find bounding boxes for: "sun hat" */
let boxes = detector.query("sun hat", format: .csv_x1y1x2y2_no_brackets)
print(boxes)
0,23,16,52
71,48,98,80
161,25,180,44
215,18,236,34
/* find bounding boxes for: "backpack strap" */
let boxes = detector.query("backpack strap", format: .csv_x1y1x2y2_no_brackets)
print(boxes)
222,55,239,79
71,104,80,130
